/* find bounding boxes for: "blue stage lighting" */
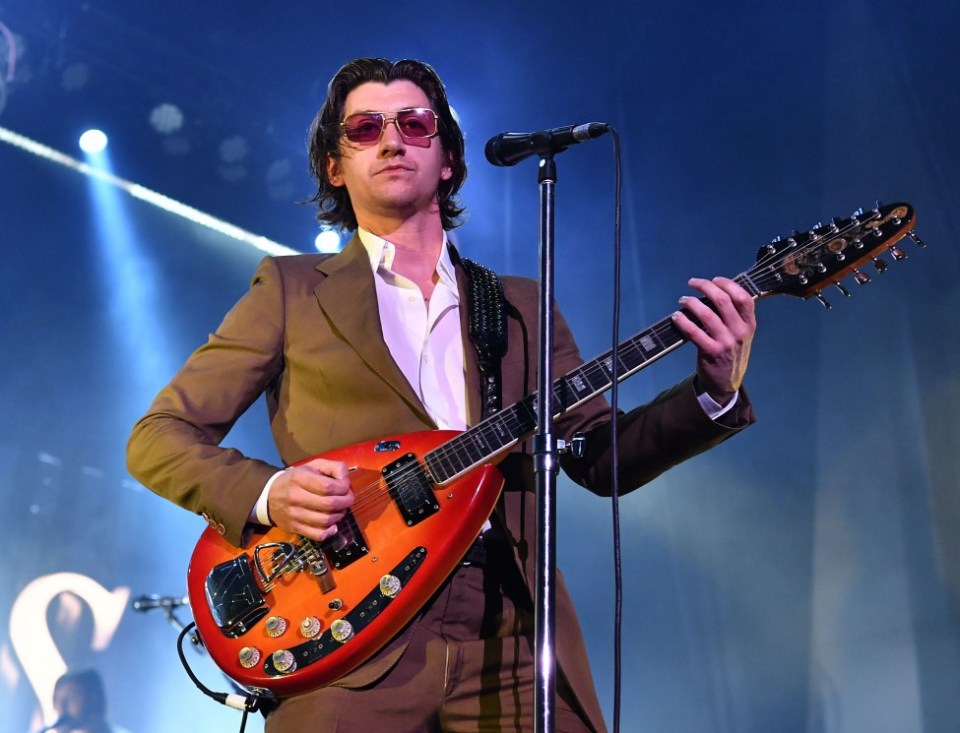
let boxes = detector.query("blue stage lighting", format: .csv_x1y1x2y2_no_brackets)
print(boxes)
315,227,342,253
79,129,108,154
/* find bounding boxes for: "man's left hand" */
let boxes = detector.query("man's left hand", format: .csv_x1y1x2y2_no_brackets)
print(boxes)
671,276,757,405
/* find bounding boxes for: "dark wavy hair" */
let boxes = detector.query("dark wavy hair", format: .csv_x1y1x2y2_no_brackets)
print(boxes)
307,58,467,231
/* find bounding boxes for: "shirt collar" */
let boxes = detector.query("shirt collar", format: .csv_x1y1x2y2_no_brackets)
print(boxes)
357,228,458,293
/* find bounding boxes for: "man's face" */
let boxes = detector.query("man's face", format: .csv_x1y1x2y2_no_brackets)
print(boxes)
326,80,452,229
53,681,88,725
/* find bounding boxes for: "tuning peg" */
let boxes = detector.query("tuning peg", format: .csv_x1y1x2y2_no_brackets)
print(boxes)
834,282,851,297
873,257,888,273
815,294,832,309
875,199,883,209
890,246,907,261
853,207,865,217
907,230,927,248
854,270,871,285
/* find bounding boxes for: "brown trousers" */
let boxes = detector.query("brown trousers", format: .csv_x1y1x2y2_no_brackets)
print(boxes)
265,541,595,732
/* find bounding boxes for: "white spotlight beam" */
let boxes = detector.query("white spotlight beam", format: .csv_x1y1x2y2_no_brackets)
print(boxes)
0,125,298,256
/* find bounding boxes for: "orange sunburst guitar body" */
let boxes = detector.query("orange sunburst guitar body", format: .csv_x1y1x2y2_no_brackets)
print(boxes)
187,202,921,697
188,430,505,697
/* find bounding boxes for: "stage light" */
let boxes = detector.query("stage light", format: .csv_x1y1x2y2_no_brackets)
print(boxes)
78,129,107,154
0,125,296,256
315,227,342,253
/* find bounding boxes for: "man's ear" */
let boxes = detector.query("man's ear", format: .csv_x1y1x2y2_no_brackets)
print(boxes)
440,153,453,182
327,154,344,187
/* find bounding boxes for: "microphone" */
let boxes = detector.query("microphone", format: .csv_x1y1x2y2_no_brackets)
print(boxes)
131,594,189,612
484,122,610,167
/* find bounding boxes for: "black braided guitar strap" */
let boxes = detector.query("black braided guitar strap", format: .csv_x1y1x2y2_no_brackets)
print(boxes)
460,258,508,419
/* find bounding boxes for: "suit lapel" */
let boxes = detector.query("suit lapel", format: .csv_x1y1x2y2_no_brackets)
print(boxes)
314,236,432,425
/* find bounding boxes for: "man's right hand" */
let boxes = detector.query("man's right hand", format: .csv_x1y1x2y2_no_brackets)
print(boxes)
267,458,353,541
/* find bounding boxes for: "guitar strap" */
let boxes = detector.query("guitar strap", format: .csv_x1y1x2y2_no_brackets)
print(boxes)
458,256,508,419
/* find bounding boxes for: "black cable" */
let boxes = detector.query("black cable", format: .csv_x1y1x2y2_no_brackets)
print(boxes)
608,127,624,733
175,621,271,733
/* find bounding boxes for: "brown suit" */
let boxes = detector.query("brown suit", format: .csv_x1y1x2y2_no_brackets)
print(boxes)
127,236,754,731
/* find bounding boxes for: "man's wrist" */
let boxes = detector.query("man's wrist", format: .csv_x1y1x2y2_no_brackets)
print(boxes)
694,378,739,420
249,471,282,525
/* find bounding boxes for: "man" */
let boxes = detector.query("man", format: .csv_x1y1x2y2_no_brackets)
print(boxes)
44,669,130,733
127,57,756,732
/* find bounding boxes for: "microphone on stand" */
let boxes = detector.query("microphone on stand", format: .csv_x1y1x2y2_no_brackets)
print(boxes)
484,122,610,166
131,594,189,612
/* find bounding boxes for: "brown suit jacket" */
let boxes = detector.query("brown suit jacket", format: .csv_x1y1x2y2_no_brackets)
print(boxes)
127,236,754,731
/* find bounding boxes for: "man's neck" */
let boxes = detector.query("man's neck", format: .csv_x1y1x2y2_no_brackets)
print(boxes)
359,212,445,289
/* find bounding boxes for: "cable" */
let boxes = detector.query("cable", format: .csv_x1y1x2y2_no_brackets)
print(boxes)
175,622,273,733
606,128,624,733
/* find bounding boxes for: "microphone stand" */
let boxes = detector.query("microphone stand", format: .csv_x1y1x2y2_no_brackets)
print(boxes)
533,153,559,733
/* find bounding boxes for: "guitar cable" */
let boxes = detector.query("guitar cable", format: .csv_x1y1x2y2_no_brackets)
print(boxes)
176,621,274,733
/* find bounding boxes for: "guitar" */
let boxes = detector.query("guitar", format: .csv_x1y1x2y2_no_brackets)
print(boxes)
188,202,922,696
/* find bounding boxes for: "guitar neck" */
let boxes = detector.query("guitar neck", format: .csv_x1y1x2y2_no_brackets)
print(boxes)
425,190,921,485
424,272,758,485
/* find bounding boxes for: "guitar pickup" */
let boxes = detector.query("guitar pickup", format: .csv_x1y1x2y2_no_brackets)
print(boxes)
320,510,368,570
382,453,440,526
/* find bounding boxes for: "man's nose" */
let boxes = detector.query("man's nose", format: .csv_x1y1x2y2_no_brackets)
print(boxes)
379,118,406,151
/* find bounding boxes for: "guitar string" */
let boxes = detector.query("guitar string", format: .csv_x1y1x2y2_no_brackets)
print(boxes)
278,211,896,566
351,211,891,507
272,210,898,570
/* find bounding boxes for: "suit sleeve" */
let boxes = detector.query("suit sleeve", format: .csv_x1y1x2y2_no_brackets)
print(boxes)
126,256,287,545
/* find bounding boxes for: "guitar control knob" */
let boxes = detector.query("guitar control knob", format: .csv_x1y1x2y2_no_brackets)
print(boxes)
300,616,322,639
264,616,288,638
272,649,297,674
330,619,354,643
379,574,402,598
238,646,261,669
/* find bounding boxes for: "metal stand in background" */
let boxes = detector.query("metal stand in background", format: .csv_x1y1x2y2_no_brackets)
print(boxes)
533,153,559,733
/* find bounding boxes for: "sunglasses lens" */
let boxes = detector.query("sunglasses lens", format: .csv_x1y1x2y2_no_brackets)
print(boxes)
340,109,438,143
342,113,385,143
396,109,437,138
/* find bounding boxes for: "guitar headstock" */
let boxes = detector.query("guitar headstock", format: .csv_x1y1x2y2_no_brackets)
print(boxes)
750,203,921,305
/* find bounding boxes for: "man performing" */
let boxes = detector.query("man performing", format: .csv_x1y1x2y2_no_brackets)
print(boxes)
127,57,757,733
